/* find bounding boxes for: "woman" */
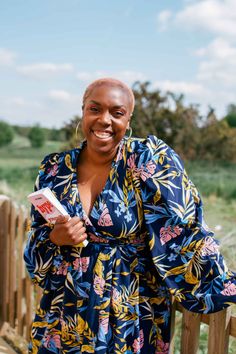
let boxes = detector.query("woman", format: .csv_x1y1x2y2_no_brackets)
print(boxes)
24,78,236,354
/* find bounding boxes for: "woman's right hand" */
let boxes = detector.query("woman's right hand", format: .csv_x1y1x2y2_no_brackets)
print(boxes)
49,215,87,246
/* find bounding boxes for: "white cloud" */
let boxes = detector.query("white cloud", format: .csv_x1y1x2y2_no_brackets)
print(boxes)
158,0,236,38
0,93,82,128
17,62,74,78
195,38,236,87
0,48,17,66
48,90,80,103
76,70,147,86
157,10,173,31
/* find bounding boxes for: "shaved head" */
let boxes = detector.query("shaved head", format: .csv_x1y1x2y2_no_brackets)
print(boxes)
82,78,135,115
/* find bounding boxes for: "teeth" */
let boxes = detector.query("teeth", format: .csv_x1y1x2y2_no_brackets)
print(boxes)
93,131,112,138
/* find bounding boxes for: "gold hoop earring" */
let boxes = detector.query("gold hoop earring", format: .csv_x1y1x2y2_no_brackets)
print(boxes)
126,127,132,139
75,120,82,141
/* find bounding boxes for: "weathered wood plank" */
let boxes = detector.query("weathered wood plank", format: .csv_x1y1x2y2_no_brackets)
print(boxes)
181,308,201,354
0,198,11,324
8,202,17,327
169,299,176,354
16,206,25,336
208,307,231,354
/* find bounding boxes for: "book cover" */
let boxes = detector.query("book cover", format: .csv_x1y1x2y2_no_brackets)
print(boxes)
28,187,88,247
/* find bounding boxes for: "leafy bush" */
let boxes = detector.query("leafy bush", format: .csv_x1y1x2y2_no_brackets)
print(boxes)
28,125,45,148
0,121,14,147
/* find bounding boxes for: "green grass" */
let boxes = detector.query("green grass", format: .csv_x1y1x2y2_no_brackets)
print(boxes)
0,135,63,204
186,160,236,200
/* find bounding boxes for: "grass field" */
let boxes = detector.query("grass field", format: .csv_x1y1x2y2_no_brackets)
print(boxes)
1,135,236,353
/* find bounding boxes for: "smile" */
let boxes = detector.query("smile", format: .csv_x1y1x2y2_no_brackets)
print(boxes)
92,130,113,139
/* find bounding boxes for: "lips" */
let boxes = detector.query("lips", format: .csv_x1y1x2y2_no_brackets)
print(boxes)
92,130,113,139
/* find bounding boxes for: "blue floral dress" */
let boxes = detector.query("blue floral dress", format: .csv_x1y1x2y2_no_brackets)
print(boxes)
24,135,236,354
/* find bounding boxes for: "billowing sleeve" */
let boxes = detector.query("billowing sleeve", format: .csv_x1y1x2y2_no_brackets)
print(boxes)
24,153,62,289
140,135,236,313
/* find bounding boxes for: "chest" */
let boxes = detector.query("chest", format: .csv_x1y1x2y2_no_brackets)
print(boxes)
77,164,111,216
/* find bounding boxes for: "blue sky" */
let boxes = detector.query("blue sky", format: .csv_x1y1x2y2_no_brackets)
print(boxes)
0,0,235,127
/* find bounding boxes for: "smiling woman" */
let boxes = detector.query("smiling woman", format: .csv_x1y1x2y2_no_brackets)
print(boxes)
24,78,236,354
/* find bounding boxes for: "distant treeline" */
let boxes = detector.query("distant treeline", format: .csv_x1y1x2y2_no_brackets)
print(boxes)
1,81,236,161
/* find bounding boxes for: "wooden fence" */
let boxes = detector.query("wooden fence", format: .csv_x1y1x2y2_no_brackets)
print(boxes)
0,195,236,353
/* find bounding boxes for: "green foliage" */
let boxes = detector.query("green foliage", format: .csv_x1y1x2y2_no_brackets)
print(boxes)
28,125,46,148
0,121,14,147
13,124,66,142
131,82,236,162
225,113,236,128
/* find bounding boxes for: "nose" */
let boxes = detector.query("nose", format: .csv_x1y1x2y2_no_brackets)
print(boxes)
99,110,111,125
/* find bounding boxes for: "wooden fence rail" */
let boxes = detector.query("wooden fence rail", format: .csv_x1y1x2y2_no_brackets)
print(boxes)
0,195,235,353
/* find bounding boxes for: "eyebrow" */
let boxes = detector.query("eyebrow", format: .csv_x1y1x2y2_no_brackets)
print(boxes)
88,100,127,109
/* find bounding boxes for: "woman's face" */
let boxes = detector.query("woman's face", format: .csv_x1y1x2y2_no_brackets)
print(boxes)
82,84,132,155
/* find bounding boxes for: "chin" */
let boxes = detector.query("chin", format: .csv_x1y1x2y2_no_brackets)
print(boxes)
87,133,121,153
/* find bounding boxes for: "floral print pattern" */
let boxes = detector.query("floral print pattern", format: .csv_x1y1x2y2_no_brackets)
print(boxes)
24,135,236,353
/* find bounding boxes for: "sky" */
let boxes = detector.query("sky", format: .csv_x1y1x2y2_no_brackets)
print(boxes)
0,0,236,128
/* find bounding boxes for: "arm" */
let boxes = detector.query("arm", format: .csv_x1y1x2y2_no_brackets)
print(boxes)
141,136,236,313
24,153,88,289
24,153,61,289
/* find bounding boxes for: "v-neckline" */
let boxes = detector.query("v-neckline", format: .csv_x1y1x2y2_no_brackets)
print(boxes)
72,139,124,221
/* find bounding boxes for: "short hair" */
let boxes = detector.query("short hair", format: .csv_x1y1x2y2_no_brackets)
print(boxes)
82,78,135,114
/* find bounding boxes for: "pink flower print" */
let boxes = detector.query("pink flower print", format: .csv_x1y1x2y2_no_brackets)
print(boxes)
155,340,169,354
47,164,58,176
99,313,109,334
73,257,90,272
44,332,61,349
89,232,109,243
81,257,89,272
160,226,182,245
140,167,152,181
73,258,80,270
94,275,105,296
146,160,156,175
201,237,219,256
127,154,137,169
56,261,69,275
132,329,144,353
221,281,236,296
111,288,122,305
98,205,113,227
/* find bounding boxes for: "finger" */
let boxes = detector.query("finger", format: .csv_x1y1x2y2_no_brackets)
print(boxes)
68,216,83,227
72,225,87,236
55,215,71,224
73,233,88,247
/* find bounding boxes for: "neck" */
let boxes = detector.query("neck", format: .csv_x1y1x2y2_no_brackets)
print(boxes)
82,144,119,167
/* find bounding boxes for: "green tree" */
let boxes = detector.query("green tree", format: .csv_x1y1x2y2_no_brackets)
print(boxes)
28,125,45,148
223,104,236,128
0,121,14,147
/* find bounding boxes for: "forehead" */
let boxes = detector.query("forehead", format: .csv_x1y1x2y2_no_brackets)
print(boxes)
85,84,131,108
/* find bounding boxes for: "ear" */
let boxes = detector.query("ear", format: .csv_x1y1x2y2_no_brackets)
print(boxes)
127,119,130,129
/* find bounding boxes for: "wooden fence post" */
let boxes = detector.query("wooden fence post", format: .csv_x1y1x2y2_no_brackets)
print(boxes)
16,205,26,336
169,299,176,354
208,307,231,354
0,196,10,326
180,308,201,354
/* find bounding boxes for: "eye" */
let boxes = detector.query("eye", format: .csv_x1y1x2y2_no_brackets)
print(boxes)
89,106,99,113
113,110,125,117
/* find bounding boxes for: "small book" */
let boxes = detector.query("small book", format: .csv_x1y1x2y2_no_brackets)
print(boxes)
27,187,88,247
